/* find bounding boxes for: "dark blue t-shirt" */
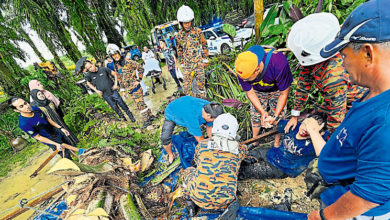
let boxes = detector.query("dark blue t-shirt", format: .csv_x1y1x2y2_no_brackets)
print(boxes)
106,61,115,72
318,90,390,216
266,120,329,177
19,106,60,142
165,96,212,137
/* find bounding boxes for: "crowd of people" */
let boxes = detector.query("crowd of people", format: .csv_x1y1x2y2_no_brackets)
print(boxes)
8,0,390,219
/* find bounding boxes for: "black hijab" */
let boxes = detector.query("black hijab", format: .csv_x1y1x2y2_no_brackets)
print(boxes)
30,89,50,107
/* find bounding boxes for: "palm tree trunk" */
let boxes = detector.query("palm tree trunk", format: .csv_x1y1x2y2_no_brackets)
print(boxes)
0,61,24,96
20,28,46,62
254,0,264,42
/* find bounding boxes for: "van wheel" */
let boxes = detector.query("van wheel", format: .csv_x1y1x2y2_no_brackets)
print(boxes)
221,44,231,54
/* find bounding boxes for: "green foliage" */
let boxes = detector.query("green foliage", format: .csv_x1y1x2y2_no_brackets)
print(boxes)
206,56,252,139
0,143,44,178
287,0,366,21
257,3,293,47
222,24,237,38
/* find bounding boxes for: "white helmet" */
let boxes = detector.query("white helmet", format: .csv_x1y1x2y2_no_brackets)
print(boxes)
177,5,194,23
287,13,340,66
212,113,239,139
106,44,120,56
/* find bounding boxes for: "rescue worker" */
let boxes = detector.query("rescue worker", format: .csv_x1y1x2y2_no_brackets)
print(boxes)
176,5,209,98
235,45,293,147
106,43,125,71
307,1,390,219
181,113,247,215
285,13,367,134
120,53,155,128
161,96,224,164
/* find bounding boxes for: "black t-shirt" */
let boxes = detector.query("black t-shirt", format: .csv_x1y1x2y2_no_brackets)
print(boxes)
85,67,114,96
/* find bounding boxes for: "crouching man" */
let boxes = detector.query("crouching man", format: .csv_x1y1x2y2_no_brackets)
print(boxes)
10,98,85,159
181,113,247,216
161,96,224,164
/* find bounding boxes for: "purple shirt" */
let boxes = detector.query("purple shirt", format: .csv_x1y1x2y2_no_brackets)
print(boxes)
238,51,293,92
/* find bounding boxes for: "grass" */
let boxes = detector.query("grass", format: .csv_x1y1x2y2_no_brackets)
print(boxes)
0,85,7,103
0,143,45,178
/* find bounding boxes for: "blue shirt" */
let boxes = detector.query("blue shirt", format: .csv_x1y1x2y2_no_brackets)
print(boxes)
318,90,390,216
165,96,212,137
267,120,329,177
106,61,115,72
19,106,60,142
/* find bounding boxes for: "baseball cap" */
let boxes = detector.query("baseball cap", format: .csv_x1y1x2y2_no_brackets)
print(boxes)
75,57,87,74
320,0,390,58
235,45,265,80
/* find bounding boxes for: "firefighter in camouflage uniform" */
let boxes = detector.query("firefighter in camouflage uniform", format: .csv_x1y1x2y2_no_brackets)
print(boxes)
285,13,367,134
120,57,155,128
176,5,209,98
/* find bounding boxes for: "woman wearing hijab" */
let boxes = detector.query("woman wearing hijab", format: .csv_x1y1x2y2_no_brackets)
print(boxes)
30,89,79,146
28,80,60,107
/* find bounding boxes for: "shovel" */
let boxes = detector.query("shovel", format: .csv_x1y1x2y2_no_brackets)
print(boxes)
30,149,59,178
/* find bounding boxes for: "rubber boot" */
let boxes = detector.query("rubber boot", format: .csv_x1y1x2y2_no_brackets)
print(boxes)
128,112,136,122
186,200,197,218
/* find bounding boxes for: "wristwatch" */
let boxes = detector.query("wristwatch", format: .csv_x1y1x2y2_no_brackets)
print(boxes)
319,208,327,220
272,114,280,122
291,109,301,117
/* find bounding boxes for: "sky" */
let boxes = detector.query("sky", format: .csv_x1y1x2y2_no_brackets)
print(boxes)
15,25,87,68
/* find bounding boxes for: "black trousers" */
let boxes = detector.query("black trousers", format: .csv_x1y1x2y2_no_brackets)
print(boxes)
102,90,133,119
238,147,288,180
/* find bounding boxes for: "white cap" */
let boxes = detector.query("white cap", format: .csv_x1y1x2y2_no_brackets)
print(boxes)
287,13,340,66
212,113,239,139
177,5,194,23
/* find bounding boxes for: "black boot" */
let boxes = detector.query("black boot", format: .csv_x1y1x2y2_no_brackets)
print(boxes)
142,115,154,128
128,112,136,122
186,200,197,218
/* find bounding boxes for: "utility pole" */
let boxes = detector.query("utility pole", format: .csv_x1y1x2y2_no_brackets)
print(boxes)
254,0,264,42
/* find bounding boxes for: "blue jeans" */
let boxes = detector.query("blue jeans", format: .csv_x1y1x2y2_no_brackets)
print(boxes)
169,68,182,88
103,90,133,119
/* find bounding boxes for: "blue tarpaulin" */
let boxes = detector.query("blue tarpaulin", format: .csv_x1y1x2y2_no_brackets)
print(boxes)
142,131,308,219
139,131,197,190
180,206,307,220
33,200,67,220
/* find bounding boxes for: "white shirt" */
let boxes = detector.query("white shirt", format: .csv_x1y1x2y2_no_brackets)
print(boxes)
142,50,155,61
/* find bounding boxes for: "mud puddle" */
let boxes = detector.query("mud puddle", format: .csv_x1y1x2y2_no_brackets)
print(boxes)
122,65,178,122
0,146,65,219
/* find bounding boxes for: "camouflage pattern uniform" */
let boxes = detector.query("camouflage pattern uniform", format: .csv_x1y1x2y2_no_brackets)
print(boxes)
293,53,368,132
176,27,208,98
119,59,153,119
182,139,248,210
250,90,286,128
